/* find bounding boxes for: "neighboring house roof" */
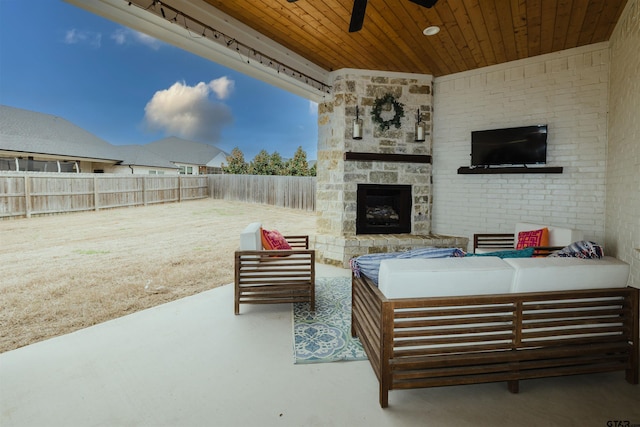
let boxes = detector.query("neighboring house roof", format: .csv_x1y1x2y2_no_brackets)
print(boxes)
145,136,228,166
206,152,228,168
116,145,178,169
0,105,122,162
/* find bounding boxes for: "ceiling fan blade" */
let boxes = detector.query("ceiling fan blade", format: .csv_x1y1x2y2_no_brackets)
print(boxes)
408,0,438,8
348,0,368,33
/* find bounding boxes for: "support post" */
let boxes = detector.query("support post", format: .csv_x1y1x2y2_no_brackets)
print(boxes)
23,175,31,218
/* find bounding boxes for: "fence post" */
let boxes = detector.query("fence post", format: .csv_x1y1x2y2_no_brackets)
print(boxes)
178,175,182,202
142,176,147,206
94,175,99,211
24,175,31,218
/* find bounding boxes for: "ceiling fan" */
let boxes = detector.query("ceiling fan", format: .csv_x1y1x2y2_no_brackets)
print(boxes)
286,0,439,33
348,0,439,32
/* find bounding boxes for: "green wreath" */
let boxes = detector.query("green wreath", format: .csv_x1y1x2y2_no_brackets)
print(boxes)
371,93,405,131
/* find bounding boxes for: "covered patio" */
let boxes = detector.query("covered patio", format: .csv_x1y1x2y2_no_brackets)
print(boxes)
1,263,638,426
2,0,637,424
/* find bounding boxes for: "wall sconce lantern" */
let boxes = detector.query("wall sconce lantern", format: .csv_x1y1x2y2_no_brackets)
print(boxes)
415,108,426,142
353,105,363,140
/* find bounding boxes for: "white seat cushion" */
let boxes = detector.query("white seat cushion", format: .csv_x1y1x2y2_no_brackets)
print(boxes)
239,222,262,250
378,257,515,299
504,256,630,293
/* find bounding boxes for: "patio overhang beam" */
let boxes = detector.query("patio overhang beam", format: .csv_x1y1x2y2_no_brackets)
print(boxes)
65,0,332,103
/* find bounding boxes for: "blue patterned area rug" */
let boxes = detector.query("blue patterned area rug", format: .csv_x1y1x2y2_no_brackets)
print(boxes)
293,276,367,364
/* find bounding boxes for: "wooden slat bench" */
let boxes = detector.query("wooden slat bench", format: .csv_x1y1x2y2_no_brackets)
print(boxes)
352,272,639,407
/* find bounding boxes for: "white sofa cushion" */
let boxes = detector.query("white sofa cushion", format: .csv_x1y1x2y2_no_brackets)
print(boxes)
378,257,515,299
504,256,630,293
239,222,262,250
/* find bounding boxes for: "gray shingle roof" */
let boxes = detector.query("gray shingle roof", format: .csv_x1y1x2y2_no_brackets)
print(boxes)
145,136,228,165
0,105,122,162
116,145,178,169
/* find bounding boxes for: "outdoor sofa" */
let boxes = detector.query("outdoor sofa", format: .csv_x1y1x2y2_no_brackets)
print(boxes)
351,253,639,407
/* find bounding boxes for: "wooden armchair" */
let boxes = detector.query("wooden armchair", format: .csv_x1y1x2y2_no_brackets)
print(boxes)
473,233,561,256
234,223,315,314
473,222,584,256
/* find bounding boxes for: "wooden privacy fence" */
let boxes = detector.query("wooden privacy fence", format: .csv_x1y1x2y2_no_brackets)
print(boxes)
209,174,316,211
0,173,209,219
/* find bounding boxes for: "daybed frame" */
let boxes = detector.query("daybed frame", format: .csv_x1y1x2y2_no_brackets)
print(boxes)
351,273,639,408
235,235,315,314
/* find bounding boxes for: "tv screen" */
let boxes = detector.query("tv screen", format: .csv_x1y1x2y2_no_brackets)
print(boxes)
471,125,548,166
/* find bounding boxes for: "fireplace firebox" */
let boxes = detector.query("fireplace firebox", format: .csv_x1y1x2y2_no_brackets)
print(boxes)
356,184,412,234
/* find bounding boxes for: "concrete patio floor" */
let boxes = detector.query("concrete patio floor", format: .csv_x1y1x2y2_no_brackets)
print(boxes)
1,263,639,427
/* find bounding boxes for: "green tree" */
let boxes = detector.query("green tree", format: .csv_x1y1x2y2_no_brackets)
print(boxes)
284,146,310,176
222,147,248,174
249,149,272,175
269,151,285,175
308,162,317,177
223,146,315,176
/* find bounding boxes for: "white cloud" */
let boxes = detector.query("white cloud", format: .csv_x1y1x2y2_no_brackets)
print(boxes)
111,28,162,50
111,29,127,45
144,80,234,142
308,101,318,115
134,32,161,49
208,76,234,100
64,29,102,48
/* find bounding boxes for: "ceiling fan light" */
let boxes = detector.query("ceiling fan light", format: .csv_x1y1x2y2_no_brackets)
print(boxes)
423,26,440,36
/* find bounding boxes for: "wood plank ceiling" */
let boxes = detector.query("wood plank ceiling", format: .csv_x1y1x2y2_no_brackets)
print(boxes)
203,0,628,77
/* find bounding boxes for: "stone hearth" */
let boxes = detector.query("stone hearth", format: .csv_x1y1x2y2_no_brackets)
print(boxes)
313,69,467,267
314,233,469,267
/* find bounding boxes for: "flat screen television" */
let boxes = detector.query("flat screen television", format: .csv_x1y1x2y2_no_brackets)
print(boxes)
471,124,548,167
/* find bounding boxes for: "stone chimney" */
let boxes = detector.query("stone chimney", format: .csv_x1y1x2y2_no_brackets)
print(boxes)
313,70,466,267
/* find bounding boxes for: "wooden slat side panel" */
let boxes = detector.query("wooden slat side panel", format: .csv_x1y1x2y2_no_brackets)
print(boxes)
473,233,515,252
521,295,629,345
234,246,314,313
352,275,384,378
392,300,516,358
385,288,637,397
353,289,382,348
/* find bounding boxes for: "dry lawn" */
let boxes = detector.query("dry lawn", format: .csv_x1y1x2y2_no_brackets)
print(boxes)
0,199,316,353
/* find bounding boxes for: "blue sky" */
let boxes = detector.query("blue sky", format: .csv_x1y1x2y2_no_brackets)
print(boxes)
0,0,319,160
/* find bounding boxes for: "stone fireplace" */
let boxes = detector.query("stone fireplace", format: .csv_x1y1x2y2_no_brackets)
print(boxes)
313,69,467,267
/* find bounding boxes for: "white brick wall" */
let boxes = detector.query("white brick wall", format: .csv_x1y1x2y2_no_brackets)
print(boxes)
432,43,611,250
606,0,640,288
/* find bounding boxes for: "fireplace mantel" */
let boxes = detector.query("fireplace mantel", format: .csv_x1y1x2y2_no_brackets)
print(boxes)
344,152,432,163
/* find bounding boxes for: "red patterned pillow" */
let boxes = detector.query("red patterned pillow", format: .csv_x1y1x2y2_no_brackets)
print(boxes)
261,228,292,250
516,228,549,250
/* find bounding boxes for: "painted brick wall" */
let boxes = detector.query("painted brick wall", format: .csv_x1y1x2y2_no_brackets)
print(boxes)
432,43,610,250
606,0,640,288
